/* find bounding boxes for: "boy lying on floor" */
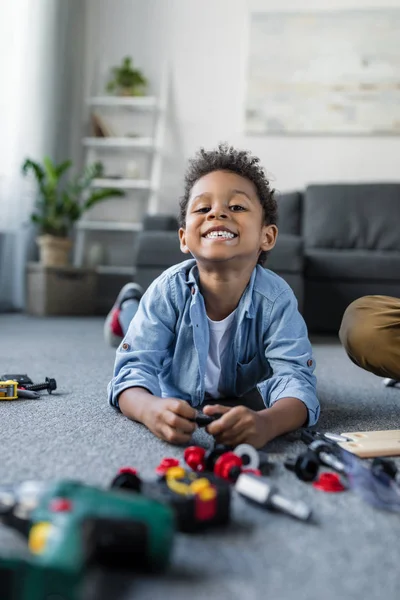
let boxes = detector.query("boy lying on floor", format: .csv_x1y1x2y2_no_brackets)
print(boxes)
107,143,319,448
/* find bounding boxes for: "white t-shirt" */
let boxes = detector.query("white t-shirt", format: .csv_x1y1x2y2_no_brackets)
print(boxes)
204,310,236,398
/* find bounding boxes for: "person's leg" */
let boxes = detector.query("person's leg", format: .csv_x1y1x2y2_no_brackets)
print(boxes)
104,282,143,347
339,295,400,381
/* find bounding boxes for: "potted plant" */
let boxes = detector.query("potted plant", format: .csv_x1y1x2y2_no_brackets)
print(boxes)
22,156,124,267
106,56,147,96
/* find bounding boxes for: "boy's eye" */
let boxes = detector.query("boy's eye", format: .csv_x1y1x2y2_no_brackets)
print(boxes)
195,206,210,213
230,205,246,211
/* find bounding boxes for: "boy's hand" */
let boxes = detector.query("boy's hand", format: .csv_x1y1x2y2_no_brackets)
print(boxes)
202,404,270,449
143,398,197,445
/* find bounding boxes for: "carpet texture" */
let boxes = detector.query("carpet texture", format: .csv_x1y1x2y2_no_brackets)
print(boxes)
0,314,399,600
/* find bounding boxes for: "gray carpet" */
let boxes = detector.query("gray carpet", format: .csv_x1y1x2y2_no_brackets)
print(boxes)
0,314,399,600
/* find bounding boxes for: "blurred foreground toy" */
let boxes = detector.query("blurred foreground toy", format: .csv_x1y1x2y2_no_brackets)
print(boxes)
0,479,175,600
235,472,312,522
111,464,231,533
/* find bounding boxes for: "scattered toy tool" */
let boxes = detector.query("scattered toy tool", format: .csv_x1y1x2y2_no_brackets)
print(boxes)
235,472,312,522
0,374,56,400
286,429,400,512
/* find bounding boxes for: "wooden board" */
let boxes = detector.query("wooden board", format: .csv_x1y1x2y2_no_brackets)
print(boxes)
338,430,400,458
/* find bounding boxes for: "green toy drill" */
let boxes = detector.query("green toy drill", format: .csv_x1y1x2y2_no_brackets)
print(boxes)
0,479,175,600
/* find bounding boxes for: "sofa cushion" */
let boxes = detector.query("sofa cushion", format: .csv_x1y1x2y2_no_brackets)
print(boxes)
303,184,400,251
267,234,303,273
305,249,400,281
135,231,187,267
142,214,179,231
275,191,301,235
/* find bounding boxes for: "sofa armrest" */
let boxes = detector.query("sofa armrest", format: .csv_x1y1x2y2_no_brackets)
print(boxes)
134,230,187,290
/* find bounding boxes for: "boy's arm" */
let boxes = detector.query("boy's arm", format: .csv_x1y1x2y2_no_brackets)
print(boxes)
107,276,177,409
119,387,197,445
258,396,308,440
258,288,319,426
204,397,307,448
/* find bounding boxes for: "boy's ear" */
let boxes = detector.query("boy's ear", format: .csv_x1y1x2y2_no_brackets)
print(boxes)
260,224,278,252
179,227,191,254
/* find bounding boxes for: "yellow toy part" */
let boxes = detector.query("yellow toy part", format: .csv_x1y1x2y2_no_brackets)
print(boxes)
28,521,54,554
0,380,18,400
164,466,216,499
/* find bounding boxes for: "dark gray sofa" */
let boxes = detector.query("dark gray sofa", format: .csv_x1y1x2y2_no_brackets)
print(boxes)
133,183,400,333
302,184,400,332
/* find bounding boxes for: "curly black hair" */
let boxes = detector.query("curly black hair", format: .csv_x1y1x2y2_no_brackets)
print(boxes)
178,143,277,265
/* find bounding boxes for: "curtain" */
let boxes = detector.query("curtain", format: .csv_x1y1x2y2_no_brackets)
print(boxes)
0,0,85,311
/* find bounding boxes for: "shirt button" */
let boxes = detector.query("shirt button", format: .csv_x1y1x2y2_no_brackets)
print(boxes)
122,342,130,351
191,287,195,295
307,359,313,367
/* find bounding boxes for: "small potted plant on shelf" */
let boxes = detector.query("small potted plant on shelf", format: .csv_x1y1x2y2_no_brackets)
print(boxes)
106,56,147,96
22,157,124,267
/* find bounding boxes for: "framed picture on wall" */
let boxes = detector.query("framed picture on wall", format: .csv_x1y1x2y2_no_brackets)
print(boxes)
245,10,400,135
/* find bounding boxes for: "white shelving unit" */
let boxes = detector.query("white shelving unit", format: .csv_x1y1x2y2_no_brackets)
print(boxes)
74,73,168,276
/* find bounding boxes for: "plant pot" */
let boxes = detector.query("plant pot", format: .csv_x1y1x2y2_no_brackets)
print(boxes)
37,235,73,267
118,86,146,97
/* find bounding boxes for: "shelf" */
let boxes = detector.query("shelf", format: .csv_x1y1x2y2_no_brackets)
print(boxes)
92,178,151,190
87,96,157,108
95,265,137,276
76,221,143,232
82,137,154,149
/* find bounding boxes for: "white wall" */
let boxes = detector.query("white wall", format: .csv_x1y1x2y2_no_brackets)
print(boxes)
84,0,400,206
0,0,86,310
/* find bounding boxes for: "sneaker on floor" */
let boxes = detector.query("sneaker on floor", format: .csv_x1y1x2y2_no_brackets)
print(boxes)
383,378,400,388
104,282,143,347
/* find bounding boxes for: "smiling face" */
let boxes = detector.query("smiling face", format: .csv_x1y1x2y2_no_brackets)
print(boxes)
179,170,277,268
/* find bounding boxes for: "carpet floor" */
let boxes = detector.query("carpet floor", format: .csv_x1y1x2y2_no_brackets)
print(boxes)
0,314,399,600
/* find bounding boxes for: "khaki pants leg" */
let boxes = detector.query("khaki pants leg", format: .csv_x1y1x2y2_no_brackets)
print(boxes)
339,295,400,380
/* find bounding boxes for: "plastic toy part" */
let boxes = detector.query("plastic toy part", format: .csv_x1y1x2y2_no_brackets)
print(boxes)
184,446,206,472
0,381,18,400
155,458,180,475
284,450,320,482
242,468,262,477
24,377,57,394
111,466,231,533
110,469,142,493
312,472,347,493
118,467,138,476
214,452,243,482
204,444,232,472
194,412,222,427
235,473,312,522
234,444,260,470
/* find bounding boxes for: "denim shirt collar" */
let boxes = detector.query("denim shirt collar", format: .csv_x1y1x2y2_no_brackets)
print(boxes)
184,261,257,320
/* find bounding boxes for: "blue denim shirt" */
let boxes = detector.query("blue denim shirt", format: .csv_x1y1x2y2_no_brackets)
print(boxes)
108,260,319,426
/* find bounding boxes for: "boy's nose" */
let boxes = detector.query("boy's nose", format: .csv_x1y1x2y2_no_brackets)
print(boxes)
207,205,228,219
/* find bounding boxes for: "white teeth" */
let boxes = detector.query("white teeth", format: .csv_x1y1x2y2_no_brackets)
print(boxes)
205,231,235,239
